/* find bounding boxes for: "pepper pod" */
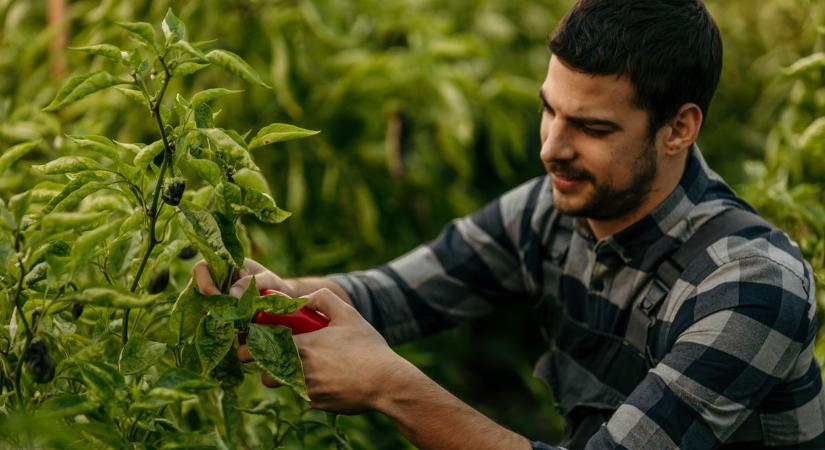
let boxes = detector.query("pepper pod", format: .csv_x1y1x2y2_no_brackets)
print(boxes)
161,177,186,206
25,340,56,384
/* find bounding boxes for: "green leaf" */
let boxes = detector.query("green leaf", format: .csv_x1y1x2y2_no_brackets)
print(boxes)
220,388,244,446
248,123,320,150
214,350,244,390
72,217,126,276
38,394,100,419
156,368,219,392
24,261,48,286
170,280,204,343
177,202,230,285
51,182,107,213
115,87,150,109
198,128,259,171
800,117,825,148
205,49,271,89
0,197,15,231
0,140,41,174
171,40,207,60
80,361,124,403
173,62,209,78
162,8,186,44
147,387,197,402
64,287,156,308
247,324,309,401
183,157,222,185
253,290,306,315
43,71,128,111
69,44,127,63
784,52,825,77
42,211,109,233
173,93,189,122
119,335,167,375
194,103,214,129
42,173,103,214
10,191,31,228
215,182,242,217
191,88,243,110
195,315,234,376
236,188,291,224
33,156,100,174
213,212,244,266
67,134,120,161
133,140,165,170
117,21,160,54
232,168,271,196
210,277,257,321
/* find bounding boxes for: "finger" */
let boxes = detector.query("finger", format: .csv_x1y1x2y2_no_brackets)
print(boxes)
303,288,353,321
233,266,247,283
191,260,220,296
238,344,253,363
261,372,282,388
230,272,282,298
243,258,269,275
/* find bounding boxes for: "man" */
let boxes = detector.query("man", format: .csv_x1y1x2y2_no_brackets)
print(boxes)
194,0,825,448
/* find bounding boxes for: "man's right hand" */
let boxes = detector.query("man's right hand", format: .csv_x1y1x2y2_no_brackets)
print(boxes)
191,258,295,298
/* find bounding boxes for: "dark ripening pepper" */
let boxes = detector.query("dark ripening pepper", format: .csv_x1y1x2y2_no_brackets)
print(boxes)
161,177,186,206
71,303,84,320
147,269,170,294
153,150,165,168
25,340,56,384
177,245,197,260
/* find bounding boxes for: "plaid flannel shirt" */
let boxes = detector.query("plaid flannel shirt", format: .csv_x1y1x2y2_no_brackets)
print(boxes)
329,146,825,449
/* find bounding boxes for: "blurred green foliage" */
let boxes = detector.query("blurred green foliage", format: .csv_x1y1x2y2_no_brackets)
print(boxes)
1,0,823,447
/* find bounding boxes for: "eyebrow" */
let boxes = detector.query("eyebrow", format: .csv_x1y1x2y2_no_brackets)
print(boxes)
539,89,624,132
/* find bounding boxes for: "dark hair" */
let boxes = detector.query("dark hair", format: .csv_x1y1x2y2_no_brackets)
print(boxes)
549,0,723,137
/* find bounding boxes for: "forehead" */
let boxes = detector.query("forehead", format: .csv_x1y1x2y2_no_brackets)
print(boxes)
542,56,639,117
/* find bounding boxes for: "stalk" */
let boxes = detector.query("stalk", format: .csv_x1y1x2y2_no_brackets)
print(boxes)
123,57,174,346
11,259,33,410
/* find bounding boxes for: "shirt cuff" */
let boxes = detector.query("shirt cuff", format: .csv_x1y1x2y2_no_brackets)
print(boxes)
531,441,563,450
325,273,373,321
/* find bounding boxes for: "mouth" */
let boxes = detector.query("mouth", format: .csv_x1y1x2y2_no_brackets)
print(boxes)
551,172,587,192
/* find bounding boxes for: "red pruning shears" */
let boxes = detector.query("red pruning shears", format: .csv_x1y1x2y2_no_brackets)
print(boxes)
252,288,329,334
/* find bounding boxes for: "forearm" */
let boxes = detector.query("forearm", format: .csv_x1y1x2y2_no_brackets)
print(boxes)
286,276,354,307
372,358,532,450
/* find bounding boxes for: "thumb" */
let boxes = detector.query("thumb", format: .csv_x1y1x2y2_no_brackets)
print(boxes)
303,288,353,322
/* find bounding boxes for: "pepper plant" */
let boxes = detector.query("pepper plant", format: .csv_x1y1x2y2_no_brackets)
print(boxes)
0,9,352,449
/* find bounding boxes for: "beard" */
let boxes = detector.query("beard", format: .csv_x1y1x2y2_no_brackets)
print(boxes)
549,142,658,221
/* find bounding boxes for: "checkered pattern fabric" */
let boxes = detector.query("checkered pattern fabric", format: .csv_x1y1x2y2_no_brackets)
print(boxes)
329,146,825,449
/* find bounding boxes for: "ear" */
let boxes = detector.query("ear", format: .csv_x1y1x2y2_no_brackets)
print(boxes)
661,103,703,156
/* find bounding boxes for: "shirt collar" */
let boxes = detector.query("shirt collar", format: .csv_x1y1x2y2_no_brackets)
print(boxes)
574,144,712,263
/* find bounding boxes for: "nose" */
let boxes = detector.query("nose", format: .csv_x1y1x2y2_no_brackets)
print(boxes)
539,116,575,164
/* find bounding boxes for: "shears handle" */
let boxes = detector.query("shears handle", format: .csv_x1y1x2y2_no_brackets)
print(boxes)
253,288,329,334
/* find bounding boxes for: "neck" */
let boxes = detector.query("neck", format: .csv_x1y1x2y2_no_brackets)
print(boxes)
587,152,688,241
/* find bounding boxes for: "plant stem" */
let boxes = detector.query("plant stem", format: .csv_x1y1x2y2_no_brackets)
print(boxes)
9,256,34,411
221,264,235,294
123,57,174,346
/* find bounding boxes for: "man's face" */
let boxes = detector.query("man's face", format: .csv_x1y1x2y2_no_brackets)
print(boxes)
539,56,660,221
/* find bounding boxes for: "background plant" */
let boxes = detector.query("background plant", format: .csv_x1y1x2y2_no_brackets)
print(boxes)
1,0,823,448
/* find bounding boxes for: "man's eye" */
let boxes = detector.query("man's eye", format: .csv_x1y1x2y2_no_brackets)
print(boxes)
582,127,610,137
